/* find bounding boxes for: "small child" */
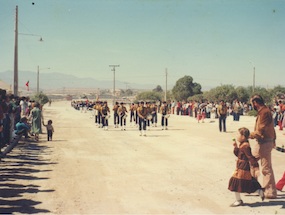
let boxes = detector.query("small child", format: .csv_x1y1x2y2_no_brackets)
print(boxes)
43,120,54,141
228,127,264,207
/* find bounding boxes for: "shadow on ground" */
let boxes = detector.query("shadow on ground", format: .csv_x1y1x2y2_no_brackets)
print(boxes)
0,141,56,214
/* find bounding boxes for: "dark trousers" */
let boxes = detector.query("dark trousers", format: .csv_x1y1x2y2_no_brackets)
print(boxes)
219,115,226,132
47,130,53,141
138,117,146,131
161,115,168,126
120,116,126,126
114,113,119,125
151,113,157,124
102,116,108,127
130,112,135,122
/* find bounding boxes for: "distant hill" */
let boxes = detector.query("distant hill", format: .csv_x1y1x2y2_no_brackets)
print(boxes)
0,70,156,91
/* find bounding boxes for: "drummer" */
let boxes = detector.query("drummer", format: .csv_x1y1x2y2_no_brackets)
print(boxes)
145,102,152,130
160,101,170,130
118,102,128,130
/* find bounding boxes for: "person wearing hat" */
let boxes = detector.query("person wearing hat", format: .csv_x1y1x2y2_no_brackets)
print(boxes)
112,101,120,128
151,102,158,127
137,101,148,136
100,101,110,130
129,103,136,127
249,94,277,199
160,101,170,130
118,102,128,130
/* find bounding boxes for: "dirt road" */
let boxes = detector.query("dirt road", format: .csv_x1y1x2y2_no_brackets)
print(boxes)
1,101,284,214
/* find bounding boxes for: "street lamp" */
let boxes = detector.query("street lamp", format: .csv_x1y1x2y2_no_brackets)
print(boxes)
13,5,43,96
37,66,50,94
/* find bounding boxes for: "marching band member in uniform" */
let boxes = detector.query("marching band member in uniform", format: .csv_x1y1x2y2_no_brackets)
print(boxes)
118,102,128,130
129,103,136,127
160,101,170,130
100,101,110,130
97,101,103,128
113,101,120,128
134,102,139,127
137,101,148,136
151,102,158,127
146,102,152,130
94,101,100,126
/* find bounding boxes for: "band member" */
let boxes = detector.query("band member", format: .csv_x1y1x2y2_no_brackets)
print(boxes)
100,101,110,130
160,101,170,130
129,103,136,126
113,101,120,128
145,102,152,130
137,101,148,136
134,102,139,127
94,101,100,126
151,102,158,127
118,102,128,130
97,101,103,128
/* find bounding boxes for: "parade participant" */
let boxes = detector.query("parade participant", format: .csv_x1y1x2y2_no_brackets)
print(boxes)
97,102,103,128
228,127,264,207
151,102,158,127
160,101,170,130
113,101,120,128
134,102,139,127
118,102,128,130
129,103,136,126
100,101,110,130
145,102,151,130
217,100,227,132
93,101,99,126
249,94,277,199
137,101,148,136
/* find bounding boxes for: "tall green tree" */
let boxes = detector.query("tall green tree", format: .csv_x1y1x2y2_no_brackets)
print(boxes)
32,92,49,105
153,85,163,93
172,76,202,101
136,91,162,101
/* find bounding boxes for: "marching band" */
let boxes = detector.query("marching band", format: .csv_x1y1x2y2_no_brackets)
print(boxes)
71,100,171,136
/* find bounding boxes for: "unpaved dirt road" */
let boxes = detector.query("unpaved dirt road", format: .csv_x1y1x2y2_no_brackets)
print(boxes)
1,101,284,214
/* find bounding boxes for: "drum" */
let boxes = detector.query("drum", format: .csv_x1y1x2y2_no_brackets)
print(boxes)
123,114,128,119
164,114,170,119
146,114,152,120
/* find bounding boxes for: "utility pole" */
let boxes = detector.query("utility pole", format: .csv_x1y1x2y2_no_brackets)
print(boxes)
13,5,18,96
37,65,39,94
165,68,168,101
253,67,255,93
109,65,120,105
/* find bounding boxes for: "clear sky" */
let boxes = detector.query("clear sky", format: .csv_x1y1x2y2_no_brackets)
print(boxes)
1,0,284,90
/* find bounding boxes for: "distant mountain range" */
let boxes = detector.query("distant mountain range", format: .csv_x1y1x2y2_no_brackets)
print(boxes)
0,70,157,91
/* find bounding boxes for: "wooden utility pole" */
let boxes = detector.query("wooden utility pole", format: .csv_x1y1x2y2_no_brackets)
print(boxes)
109,65,120,105
165,68,168,101
253,67,255,93
13,5,18,96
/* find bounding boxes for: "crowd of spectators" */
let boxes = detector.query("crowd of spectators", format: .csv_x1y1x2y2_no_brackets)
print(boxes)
0,88,42,160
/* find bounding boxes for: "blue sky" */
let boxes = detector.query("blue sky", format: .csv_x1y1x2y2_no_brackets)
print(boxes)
0,0,284,90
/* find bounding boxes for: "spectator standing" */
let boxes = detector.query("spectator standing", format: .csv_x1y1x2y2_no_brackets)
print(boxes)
249,95,277,199
29,102,43,141
217,100,227,132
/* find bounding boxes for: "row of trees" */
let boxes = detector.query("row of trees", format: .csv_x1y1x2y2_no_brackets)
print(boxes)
136,75,285,105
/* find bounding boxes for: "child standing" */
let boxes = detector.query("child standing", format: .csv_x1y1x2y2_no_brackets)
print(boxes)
43,120,54,141
228,127,264,207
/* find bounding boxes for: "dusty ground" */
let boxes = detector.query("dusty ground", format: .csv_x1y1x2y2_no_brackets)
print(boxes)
0,100,285,214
